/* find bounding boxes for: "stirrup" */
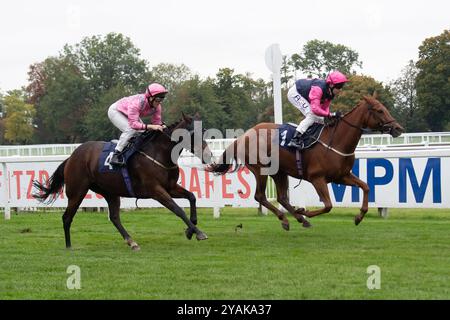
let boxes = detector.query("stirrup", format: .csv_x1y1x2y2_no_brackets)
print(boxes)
288,132,303,147
110,152,125,166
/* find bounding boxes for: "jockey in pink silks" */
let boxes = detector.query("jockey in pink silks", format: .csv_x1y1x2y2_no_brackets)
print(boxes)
107,83,168,166
286,71,348,148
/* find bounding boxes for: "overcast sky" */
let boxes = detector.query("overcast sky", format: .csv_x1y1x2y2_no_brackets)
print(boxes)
0,0,448,91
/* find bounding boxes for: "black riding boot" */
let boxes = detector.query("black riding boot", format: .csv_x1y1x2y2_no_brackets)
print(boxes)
287,131,304,149
110,150,125,166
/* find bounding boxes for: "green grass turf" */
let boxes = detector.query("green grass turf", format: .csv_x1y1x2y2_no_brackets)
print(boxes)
1,207,449,299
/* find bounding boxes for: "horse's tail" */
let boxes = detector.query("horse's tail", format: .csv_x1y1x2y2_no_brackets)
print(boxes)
206,139,242,175
32,159,67,204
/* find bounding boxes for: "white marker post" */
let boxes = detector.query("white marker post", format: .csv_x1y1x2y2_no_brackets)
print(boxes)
265,44,283,124
265,44,287,213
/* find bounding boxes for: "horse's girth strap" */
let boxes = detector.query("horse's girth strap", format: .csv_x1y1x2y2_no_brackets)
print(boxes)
137,151,178,170
295,150,303,177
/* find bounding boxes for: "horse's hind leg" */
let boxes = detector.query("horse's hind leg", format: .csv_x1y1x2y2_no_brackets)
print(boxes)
105,195,140,251
251,168,290,231
272,173,312,228
63,189,88,249
303,177,333,218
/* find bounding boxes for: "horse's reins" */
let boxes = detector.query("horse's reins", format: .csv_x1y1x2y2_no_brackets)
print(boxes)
341,115,397,135
137,125,197,171
137,150,178,170
319,104,396,157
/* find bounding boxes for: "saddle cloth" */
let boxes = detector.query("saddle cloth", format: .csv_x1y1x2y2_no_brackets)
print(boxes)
277,122,324,177
278,122,324,151
97,142,136,197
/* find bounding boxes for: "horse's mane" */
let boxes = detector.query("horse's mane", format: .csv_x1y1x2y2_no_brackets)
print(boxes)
325,96,376,128
338,95,385,118
165,119,184,132
137,118,186,148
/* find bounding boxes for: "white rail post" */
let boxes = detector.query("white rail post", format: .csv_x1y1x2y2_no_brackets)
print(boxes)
213,174,221,218
2,162,11,220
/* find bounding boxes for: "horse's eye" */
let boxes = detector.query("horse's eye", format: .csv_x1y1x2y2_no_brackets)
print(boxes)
377,110,383,114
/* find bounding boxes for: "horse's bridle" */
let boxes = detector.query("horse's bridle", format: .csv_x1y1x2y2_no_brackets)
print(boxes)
320,103,397,157
138,125,204,170
338,104,397,135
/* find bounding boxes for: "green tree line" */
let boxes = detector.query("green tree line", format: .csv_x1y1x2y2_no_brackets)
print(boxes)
0,30,448,144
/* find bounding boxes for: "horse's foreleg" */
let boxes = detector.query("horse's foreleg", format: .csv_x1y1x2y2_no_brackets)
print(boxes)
303,178,333,218
169,185,198,240
105,195,139,250
169,185,197,224
154,186,207,241
336,173,370,225
272,173,312,228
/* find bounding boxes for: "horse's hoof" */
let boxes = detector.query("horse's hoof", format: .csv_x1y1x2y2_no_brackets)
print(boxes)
196,232,208,241
302,220,312,228
282,222,290,231
127,240,140,250
185,228,194,240
354,215,362,226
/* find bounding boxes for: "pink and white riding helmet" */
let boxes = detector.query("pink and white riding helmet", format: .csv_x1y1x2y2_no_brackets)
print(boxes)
145,83,168,98
326,71,348,85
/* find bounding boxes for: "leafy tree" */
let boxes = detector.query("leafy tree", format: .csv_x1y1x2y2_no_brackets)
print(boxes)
415,29,450,131
0,91,5,143
83,85,131,140
280,55,294,89
0,89,4,114
150,63,192,94
3,90,36,144
388,60,426,132
333,74,394,113
62,33,149,99
37,57,89,142
166,76,225,129
0,120,5,144
212,68,268,132
291,39,362,78
26,60,49,105
25,33,151,143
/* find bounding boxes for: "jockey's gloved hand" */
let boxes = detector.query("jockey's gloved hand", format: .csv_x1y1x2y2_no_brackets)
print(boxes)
330,111,342,118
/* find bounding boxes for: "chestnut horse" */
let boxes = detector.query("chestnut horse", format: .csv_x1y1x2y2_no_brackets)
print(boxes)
33,114,212,250
207,95,404,230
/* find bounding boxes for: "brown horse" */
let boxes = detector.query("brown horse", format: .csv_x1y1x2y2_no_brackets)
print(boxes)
33,113,212,250
207,95,404,230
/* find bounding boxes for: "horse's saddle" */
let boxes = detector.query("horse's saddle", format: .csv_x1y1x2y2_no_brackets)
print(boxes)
99,142,134,173
99,131,157,173
97,131,158,197
278,122,324,151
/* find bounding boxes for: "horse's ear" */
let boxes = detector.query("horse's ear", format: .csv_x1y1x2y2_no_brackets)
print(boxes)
363,95,374,109
372,91,379,99
181,111,192,123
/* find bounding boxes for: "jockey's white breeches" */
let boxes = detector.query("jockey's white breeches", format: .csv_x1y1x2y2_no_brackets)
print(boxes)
107,103,143,152
287,85,324,134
